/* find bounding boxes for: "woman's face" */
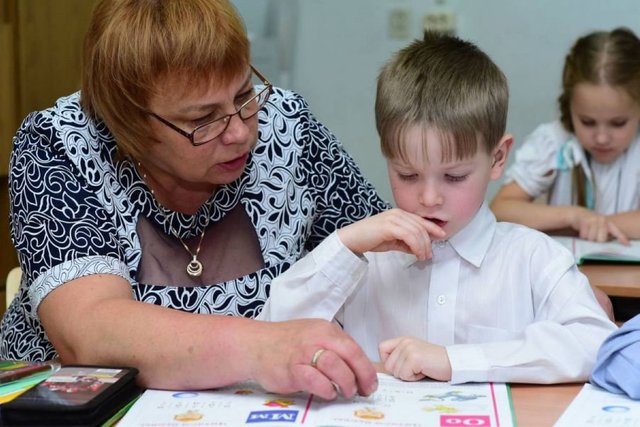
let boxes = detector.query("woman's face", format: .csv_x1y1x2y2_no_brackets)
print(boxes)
144,68,259,193
570,82,640,164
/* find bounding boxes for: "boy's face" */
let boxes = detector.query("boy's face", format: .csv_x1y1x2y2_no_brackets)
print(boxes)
386,126,512,239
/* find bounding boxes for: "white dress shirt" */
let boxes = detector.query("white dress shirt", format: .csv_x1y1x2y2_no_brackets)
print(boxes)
259,204,617,384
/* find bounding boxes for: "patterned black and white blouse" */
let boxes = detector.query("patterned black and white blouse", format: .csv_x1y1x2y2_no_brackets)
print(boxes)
1,87,389,361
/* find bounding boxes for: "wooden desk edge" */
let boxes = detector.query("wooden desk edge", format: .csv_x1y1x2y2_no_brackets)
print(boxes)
580,264,640,298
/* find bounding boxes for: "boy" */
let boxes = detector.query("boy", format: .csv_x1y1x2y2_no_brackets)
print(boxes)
259,32,616,384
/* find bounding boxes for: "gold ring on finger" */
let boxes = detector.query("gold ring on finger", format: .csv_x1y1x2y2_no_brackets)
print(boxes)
310,348,326,368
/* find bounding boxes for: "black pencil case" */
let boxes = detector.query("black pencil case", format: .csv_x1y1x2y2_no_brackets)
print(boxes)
0,364,141,426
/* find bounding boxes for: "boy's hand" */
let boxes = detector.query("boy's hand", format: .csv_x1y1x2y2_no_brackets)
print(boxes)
569,207,629,245
379,336,452,382
337,209,446,260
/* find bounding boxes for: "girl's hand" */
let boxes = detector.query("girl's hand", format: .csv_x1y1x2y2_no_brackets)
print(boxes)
569,207,630,245
337,209,446,261
378,336,452,382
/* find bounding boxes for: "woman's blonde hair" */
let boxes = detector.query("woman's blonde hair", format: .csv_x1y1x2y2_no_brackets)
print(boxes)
81,0,249,159
375,31,508,163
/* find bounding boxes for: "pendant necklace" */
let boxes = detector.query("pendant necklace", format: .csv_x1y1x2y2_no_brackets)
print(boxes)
137,162,207,278
174,225,206,277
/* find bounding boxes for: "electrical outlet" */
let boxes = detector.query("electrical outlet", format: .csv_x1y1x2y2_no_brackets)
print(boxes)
388,8,411,39
423,11,456,36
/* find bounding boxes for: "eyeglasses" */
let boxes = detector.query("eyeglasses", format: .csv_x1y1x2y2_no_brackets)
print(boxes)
149,65,273,146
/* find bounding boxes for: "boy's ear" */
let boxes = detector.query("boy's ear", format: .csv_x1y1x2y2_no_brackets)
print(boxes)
490,134,514,180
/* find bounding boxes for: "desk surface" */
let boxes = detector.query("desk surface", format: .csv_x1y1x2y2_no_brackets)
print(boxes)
581,263,640,298
511,383,581,426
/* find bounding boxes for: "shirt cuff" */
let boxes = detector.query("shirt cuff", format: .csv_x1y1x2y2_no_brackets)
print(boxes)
447,344,490,384
311,231,367,288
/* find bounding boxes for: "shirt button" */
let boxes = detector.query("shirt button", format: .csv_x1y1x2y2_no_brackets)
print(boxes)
434,240,447,249
437,295,446,305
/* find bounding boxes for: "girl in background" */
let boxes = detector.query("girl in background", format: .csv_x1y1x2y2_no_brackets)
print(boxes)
491,28,640,244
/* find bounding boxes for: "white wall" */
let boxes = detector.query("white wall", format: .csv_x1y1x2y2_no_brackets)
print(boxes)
236,0,640,205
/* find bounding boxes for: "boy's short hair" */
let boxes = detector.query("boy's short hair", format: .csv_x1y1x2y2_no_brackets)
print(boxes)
81,0,249,160
375,31,508,163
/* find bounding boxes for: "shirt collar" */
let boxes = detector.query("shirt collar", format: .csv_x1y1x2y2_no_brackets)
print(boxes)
397,202,496,268
448,202,496,268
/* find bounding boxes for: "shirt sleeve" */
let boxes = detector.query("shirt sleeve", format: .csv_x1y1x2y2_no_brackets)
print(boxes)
258,232,366,322
504,122,566,198
293,93,391,249
447,241,617,384
10,111,129,315
590,315,640,399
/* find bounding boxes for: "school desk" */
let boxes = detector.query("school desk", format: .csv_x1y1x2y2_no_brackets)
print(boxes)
511,382,581,426
581,264,640,297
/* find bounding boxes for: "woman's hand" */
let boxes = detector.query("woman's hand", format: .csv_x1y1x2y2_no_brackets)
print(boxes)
569,206,629,244
250,319,378,400
337,209,446,261
378,336,452,382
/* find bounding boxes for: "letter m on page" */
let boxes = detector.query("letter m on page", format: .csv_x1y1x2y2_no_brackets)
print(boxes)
246,410,299,423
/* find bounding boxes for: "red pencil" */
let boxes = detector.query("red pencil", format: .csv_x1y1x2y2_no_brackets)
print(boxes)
0,362,55,384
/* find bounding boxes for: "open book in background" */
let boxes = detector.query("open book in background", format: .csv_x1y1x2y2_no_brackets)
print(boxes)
553,237,640,265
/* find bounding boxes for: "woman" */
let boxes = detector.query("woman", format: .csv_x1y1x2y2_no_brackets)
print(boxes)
0,0,387,400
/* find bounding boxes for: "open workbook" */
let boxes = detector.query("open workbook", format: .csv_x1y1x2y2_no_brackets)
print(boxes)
553,236,640,264
117,373,515,426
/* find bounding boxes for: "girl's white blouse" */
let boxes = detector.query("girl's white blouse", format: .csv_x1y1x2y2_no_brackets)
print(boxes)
505,121,640,214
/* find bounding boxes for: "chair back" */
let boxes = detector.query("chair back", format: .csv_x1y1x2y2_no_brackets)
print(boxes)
6,267,22,309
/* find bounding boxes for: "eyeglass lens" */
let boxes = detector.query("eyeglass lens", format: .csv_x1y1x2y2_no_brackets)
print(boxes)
192,87,271,145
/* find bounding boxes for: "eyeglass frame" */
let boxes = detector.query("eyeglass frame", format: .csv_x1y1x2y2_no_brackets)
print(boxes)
148,65,273,146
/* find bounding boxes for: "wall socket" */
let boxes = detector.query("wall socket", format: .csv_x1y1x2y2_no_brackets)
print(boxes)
388,8,412,39
423,11,456,36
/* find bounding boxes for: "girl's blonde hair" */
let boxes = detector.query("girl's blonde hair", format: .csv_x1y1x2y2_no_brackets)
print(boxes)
81,0,249,159
558,27,640,207
559,27,640,133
